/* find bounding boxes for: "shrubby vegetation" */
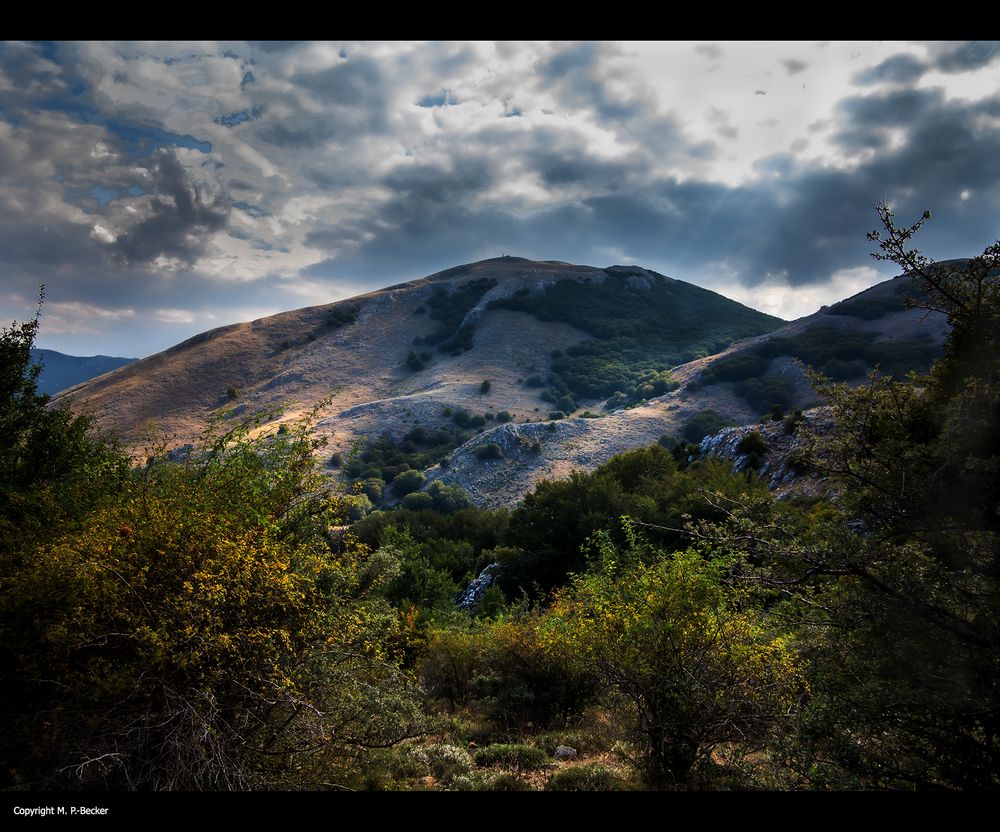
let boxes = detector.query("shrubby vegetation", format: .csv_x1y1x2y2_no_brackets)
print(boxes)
421,278,497,355
324,303,359,329
0,318,424,788
492,268,778,406
699,320,942,415
824,276,920,320
3,205,996,791
682,408,730,443
340,427,474,510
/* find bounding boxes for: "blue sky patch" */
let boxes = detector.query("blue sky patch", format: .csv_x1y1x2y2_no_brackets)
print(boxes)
233,201,267,217
218,111,251,128
104,118,212,157
88,185,120,206
417,90,457,108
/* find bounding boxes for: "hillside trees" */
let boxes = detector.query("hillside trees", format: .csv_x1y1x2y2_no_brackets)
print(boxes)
712,205,1000,789
0,315,423,789
0,292,129,556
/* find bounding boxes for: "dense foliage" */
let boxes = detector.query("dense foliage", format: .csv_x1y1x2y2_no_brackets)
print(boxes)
415,277,497,356
699,320,942,415
0,320,423,789
491,267,781,405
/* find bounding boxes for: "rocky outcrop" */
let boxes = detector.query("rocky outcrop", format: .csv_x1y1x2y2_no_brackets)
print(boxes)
698,407,836,498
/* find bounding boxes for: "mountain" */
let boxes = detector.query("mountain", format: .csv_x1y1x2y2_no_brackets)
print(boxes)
30,348,136,396
56,257,780,446
425,270,948,508
58,257,948,510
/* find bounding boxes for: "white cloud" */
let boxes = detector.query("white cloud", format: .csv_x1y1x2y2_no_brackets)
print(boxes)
717,265,885,320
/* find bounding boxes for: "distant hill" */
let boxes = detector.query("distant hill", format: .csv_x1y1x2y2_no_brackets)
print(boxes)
58,256,950,510
30,348,136,396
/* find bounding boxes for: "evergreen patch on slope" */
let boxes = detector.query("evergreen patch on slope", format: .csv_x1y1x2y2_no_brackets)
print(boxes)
700,324,942,414
416,277,498,355
489,267,783,404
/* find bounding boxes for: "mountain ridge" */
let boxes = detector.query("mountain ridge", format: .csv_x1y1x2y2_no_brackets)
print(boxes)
57,257,947,509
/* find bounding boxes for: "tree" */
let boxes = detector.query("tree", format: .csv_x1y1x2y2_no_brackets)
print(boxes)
0,290,129,555
0,402,424,789
538,525,806,787
718,204,1000,789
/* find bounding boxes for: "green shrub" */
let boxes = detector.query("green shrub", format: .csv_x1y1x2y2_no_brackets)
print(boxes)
734,376,795,415
475,443,503,460
479,772,532,791
783,409,805,435
325,304,359,328
392,469,426,497
409,743,473,782
360,478,384,502
423,278,497,354
495,411,512,422
545,765,629,791
474,744,550,771
682,409,728,443
480,379,491,394
737,430,767,457
402,491,434,511
425,480,472,513
555,395,576,414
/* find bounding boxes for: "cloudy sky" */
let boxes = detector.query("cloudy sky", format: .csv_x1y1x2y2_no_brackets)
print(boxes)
2,40,999,358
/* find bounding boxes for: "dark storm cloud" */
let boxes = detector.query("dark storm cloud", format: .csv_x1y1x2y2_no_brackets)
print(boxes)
855,53,927,86
780,59,809,75
491,123,639,189
249,41,302,54
303,155,501,254
536,42,650,122
931,41,1000,73
293,55,384,107
251,117,339,148
734,91,1000,284
0,41,69,110
245,54,392,149
110,149,230,267
298,77,1000,297
830,87,941,153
